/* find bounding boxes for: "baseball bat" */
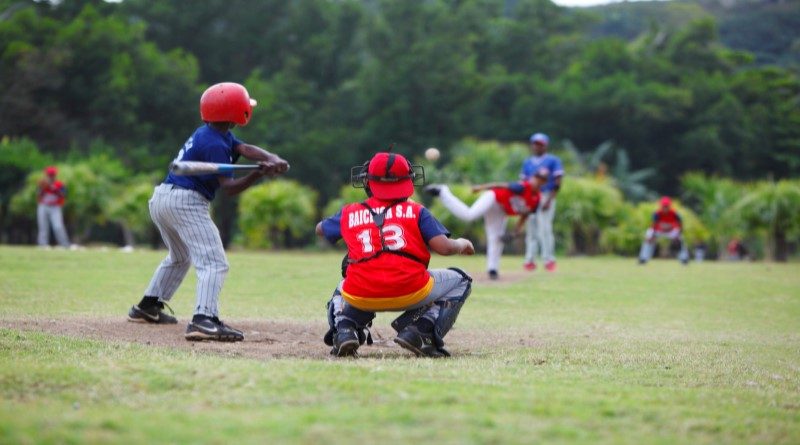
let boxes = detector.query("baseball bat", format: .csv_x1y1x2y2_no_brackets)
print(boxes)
169,161,261,176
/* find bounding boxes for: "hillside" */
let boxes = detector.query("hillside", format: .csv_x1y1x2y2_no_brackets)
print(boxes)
587,0,800,66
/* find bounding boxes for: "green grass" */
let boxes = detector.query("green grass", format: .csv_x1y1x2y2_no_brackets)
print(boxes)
1,246,798,444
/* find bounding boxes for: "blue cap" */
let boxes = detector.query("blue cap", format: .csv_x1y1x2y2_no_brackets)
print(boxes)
529,133,549,145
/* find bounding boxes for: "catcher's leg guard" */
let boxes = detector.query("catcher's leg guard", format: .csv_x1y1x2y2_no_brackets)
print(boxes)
432,268,472,352
324,289,375,355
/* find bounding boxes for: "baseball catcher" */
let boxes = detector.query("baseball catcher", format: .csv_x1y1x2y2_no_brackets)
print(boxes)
316,151,475,358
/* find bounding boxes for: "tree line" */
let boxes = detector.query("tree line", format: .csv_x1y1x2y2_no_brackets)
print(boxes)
1,0,798,257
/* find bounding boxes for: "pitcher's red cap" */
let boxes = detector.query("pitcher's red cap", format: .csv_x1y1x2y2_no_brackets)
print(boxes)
367,152,414,200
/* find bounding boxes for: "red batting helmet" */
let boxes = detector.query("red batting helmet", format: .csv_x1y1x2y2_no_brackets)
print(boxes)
44,166,57,176
660,196,672,207
200,82,257,126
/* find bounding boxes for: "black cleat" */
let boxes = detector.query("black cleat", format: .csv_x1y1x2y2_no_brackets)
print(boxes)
333,327,360,357
638,258,647,265
488,270,499,280
127,303,177,324
185,317,244,342
394,325,447,358
424,185,442,197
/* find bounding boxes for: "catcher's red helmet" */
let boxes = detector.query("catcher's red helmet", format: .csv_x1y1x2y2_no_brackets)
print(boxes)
200,82,257,126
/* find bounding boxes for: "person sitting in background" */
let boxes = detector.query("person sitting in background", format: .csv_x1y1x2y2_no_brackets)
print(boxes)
638,196,689,265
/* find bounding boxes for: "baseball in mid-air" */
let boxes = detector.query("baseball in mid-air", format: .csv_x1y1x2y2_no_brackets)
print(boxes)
425,147,440,161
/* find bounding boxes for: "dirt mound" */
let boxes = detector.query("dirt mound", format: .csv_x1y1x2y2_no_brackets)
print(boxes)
0,316,542,360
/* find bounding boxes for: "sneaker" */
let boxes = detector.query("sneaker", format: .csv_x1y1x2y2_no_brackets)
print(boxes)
185,317,244,342
394,325,446,358
488,270,499,280
424,184,442,197
333,327,360,357
638,258,647,265
544,261,557,272
523,262,536,271
127,302,177,324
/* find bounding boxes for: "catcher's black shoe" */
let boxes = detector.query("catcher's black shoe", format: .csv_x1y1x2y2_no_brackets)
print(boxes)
394,325,447,358
127,302,177,324
185,316,244,342
333,327,360,357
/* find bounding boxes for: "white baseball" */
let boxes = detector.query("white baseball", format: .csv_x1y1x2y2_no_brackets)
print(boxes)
425,147,440,161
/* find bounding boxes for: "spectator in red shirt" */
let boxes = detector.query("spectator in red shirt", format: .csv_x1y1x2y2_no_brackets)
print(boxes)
638,196,689,265
36,166,70,248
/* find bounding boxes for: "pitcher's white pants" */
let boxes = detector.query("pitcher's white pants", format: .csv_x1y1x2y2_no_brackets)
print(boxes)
437,186,507,272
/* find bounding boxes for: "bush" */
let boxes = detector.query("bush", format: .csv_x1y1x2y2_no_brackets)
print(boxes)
237,180,318,249
554,177,627,255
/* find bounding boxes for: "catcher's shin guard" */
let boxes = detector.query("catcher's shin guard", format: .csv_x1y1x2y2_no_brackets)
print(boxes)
324,289,375,355
433,268,472,350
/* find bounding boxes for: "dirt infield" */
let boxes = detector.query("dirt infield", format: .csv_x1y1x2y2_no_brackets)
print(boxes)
0,316,543,360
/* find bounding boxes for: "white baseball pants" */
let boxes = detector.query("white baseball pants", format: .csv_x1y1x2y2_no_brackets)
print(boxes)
437,186,507,272
524,192,556,263
143,184,229,317
638,228,689,262
37,204,70,247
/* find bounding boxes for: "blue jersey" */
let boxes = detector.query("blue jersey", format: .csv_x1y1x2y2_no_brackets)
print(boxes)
319,205,450,245
164,125,243,200
520,154,564,193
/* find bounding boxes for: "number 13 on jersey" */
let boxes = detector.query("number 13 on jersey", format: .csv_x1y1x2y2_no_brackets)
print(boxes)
356,224,406,253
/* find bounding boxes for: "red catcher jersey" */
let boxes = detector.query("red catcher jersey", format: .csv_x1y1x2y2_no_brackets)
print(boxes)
653,209,682,232
492,182,540,216
340,197,432,303
38,180,65,206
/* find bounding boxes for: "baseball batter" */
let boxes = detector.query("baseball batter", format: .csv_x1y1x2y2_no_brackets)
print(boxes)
127,82,289,342
426,171,545,280
638,196,689,265
520,133,563,272
318,152,475,358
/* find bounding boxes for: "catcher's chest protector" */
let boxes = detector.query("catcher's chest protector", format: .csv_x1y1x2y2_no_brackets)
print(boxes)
339,199,430,266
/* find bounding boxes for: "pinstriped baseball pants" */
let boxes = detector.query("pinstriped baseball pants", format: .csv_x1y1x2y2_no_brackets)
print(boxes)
143,184,229,317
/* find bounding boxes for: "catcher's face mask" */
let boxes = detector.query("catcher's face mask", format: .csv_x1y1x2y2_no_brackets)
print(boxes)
351,152,424,200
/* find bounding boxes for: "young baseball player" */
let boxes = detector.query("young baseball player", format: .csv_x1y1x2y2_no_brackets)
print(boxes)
317,151,475,358
127,82,290,342
425,170,546,280
520,133,563,272
36,166,71,248
638,196,689,265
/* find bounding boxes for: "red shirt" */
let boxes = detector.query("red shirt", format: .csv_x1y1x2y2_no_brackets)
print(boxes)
492,182,540,216
38,180,66,206
653,209,682,232
339,197,433,309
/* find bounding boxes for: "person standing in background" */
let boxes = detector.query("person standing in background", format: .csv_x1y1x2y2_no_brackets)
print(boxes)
36,166,71,248
520,133,563,272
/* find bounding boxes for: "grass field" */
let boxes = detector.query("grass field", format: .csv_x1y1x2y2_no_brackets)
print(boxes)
0,246,798,444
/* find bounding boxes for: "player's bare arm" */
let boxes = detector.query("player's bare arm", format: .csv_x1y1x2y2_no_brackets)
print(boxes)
235,143,290,175
217,166,274,197
428,235,474,256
